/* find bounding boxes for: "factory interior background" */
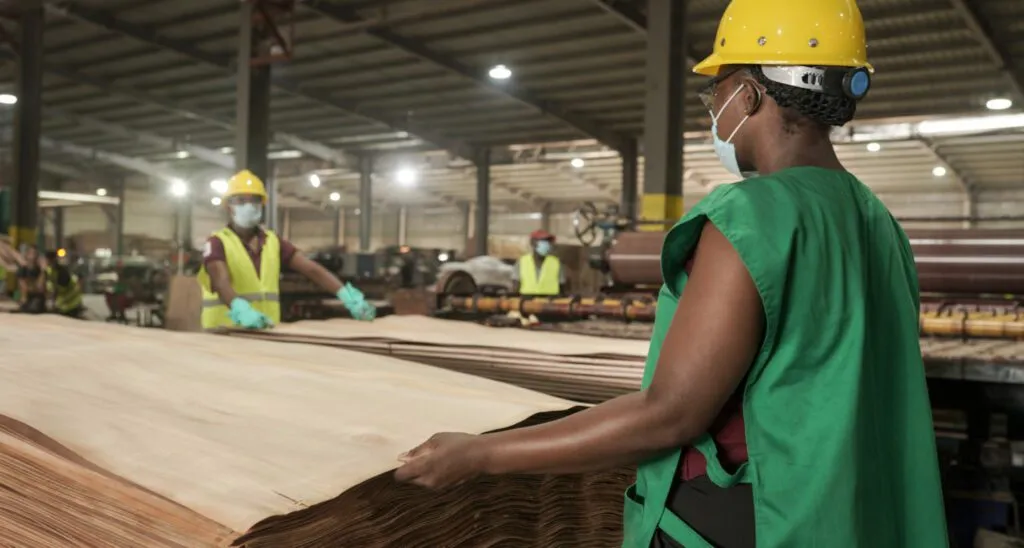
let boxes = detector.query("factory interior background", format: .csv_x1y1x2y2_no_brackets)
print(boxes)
1,0,1024,546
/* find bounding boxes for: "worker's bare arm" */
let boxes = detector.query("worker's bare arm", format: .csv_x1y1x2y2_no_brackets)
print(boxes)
396,222,765,487
206,260,239,306
289,253,343,295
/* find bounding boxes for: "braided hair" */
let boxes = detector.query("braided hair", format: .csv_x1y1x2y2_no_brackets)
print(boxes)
745,65,858,131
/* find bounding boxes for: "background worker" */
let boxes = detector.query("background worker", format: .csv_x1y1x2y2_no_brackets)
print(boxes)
395,0,947,546
42,250,84,319
197,170,375,330
16,245,45,314
511,229,565,296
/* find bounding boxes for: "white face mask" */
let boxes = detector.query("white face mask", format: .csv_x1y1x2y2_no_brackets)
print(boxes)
710,84,756,179
231,203,263,229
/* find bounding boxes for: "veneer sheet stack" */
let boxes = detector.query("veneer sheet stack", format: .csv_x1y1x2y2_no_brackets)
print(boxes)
0,315,630,547
236,317,1024,399
233,316,651,403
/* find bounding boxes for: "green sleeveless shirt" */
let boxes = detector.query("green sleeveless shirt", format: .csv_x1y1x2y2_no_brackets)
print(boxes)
623,167,948,547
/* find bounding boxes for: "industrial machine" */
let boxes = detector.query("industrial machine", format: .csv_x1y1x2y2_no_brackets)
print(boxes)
278,246,455,321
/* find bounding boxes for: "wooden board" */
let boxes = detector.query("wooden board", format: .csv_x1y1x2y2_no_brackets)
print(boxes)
0,315,574,537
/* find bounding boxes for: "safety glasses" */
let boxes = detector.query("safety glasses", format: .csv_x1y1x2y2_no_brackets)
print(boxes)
698,67,743,111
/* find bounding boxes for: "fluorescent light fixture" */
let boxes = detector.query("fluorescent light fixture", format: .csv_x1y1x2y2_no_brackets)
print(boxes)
219,146,233,154
918,114,1024,136
210,179,228,194
176,150,190,159
96,188,107,197
866,142,881,153
932,166,947,177
170,179,189,197
329,192,341,202
268,150,302,160
396,167,417,187
488,64,512,80
309,174,321,188
570,158,585,168
211,197,222,206
986,98,1013,111
0,94,17,105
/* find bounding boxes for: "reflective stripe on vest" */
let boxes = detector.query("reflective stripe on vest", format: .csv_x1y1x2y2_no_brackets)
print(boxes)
197,227,282,329
518,254,560,295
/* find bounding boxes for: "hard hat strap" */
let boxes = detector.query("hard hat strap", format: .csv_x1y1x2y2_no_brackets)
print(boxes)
760,65,871,100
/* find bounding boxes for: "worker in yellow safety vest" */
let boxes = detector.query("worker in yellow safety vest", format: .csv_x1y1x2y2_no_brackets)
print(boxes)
511,229,564,296
197,170,376,330
42,250,84,318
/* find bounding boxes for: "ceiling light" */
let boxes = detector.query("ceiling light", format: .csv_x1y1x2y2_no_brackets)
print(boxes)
354,208,361,215
210,179,228,194
170,179,189,197
488,64,512,80
219,146,233,154
211,197,222,206
396,167,417,187
570,158,585,168
329,192,341,202
918,114,1024,136
176,150,190,159
0,94,17,105
986,98,1013,111
96,188,107,197
866,142,881,153
309,174,321,188
932,166,947,177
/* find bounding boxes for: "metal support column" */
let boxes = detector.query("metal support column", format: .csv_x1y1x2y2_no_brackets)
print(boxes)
358,154,373,251
53,182,65,249
236,2,273,226
282,207,291,240
641,0,686,231
620,138,639,224
540,202,552,233
10,6,43,250
333,207,344,247
398,206,408,246
181,199,194,251
115,180,126,256
474,148,491,257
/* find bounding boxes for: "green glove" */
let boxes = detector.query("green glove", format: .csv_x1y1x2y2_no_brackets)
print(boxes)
229,298,271,329
336,283,376,322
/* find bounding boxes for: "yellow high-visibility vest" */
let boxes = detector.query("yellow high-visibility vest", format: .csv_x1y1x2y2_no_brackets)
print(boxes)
197,227,281,329
518,254,561,296
45,267,83,313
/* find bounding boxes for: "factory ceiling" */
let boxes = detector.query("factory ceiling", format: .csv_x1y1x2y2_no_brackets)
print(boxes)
0,0,1021,211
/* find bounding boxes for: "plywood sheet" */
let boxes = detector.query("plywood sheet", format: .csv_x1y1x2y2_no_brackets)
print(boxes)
0,315,573,535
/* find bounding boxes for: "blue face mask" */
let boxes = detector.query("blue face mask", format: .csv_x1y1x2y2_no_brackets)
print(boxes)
711,84,756,179
535,240,552,256
231,203,263,229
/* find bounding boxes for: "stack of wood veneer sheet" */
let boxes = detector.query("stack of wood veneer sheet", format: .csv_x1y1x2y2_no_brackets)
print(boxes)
0,314,632,547
233,317,1024,403
231,316,652,403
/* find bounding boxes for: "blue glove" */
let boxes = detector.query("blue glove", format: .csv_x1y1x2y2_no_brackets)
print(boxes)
229,298,272,329
336,283,376,322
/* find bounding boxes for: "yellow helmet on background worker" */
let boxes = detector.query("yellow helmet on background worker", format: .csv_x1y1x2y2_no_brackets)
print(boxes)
225,170,268,204
693,0,872,77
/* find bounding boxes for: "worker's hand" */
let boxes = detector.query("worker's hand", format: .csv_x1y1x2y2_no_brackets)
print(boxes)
229,297,272,329
394,433,486,489
336,283,376,321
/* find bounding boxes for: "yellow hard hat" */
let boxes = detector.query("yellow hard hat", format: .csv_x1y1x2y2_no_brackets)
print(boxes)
693,0,872,77
225,170,268,203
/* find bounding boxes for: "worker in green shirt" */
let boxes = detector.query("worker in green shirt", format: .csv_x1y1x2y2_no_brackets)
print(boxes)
393,0,948,547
